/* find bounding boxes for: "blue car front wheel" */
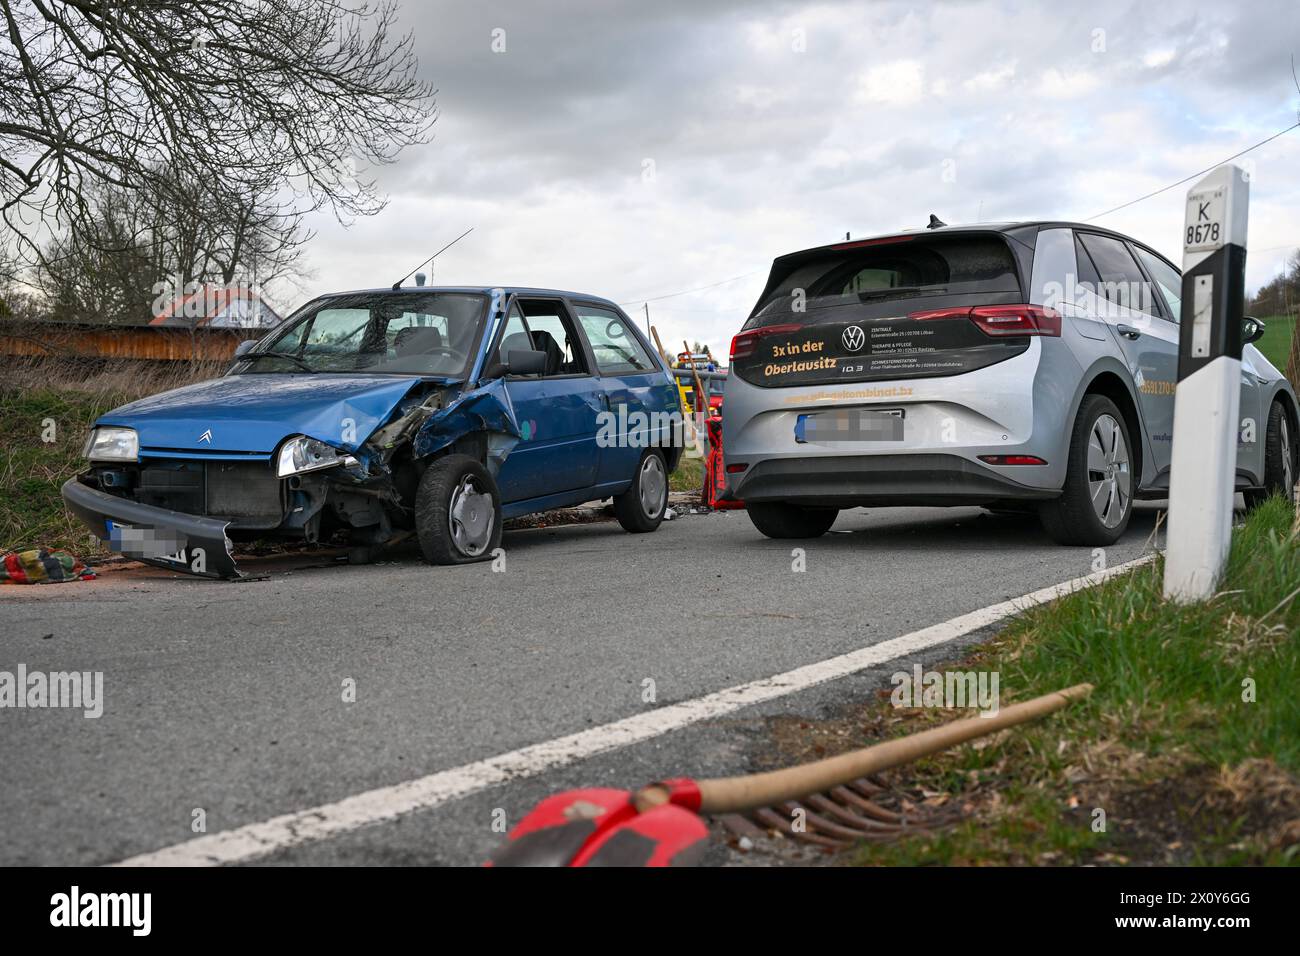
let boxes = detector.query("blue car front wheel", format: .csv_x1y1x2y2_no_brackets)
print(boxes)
416,454,503,565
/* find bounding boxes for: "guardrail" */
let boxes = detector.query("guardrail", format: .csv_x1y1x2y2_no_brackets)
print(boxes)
671,368,727,382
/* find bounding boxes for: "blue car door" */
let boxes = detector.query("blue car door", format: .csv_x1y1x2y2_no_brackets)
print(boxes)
570,302,679,490
492,299,602,504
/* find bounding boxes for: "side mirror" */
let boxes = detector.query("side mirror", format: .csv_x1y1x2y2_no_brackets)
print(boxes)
233,339,258,358
484,349,548,380
1242,316,1265,346
506,349,547,375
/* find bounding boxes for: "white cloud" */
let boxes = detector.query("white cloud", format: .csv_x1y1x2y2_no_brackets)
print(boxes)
733,84,787,109
1037,67,1102,99
853,60,926,106
1142,47,1177,69
963,62,1016,93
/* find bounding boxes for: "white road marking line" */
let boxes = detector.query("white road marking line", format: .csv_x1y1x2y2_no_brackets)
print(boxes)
113,553,1156,866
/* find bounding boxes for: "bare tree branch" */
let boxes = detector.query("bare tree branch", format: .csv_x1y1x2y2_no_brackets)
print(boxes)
0,0,435,270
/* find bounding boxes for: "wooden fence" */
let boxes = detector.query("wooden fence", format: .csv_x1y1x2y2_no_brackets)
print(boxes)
0,320,267,363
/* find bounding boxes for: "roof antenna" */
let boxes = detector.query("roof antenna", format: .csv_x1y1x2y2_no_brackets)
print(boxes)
391,227,475,290
927,214,947,230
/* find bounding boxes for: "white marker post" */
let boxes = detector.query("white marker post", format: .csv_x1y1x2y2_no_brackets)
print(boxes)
1163,164,1249,602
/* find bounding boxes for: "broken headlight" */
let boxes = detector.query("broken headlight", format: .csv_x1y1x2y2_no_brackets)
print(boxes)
83,426,139,462
276,435,358,478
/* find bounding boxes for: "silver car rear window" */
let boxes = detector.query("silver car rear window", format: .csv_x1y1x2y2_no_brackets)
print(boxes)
747,235,1021,329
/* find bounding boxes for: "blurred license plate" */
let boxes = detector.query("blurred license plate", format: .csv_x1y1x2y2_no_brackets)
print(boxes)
795,408,904,443
104,519,188,562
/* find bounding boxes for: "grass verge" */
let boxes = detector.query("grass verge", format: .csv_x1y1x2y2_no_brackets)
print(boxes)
670,454,705,493
841,497,1300,865
0,357,226,556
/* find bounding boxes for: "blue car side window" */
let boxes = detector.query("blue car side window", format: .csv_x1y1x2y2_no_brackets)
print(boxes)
521,311,588,376
575,307,655,375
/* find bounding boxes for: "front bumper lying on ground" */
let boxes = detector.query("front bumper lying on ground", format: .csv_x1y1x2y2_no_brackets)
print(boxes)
61,477,240,579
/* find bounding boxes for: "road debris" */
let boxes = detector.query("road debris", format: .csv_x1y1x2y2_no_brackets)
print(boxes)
1,548,96,584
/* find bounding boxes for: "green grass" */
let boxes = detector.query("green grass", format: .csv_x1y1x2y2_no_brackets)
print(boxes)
0,357,227,557
670,454,705,494
1001,498,1300,772
849,498,1300,866
1254,314,1295,373
0,386,131,555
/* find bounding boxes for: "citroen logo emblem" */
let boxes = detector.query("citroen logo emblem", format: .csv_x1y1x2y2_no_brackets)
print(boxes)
842,325,865,352
198,429,213,444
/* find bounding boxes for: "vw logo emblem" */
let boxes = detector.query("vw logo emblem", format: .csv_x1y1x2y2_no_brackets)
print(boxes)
841,325,865,352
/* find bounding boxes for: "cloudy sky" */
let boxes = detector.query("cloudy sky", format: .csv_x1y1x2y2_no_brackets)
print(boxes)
296,0,1300,355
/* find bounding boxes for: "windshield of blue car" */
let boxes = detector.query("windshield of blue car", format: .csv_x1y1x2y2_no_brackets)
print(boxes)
239,292,489,377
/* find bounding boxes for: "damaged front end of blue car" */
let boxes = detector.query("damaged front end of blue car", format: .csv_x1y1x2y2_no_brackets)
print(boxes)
62,374,522,580
62,288,523,579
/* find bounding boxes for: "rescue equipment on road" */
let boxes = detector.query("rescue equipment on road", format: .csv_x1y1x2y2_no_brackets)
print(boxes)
489,683,1092,866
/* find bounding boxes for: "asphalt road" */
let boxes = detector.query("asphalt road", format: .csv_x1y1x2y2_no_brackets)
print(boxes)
0,503,1162,866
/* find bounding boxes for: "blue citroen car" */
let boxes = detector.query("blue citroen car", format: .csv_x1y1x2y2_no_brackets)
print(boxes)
62,286,682,578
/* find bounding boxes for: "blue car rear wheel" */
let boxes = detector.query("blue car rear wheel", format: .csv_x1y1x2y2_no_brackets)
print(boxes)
614,449,668,533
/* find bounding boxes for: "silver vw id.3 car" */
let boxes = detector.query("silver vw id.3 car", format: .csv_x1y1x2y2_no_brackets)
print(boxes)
722,221,1298,545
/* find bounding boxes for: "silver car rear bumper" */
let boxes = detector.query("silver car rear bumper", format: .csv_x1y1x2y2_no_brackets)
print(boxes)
729,453,1058,507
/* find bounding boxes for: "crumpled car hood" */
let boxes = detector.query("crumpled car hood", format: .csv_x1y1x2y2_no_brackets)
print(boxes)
96,374,428,454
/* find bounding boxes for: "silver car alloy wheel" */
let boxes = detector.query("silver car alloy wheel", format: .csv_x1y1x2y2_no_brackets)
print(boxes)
1087,413,1130,529
639,454,667,519
449,475,494,556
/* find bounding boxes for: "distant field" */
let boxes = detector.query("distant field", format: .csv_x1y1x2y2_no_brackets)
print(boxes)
1254,314,1295,373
